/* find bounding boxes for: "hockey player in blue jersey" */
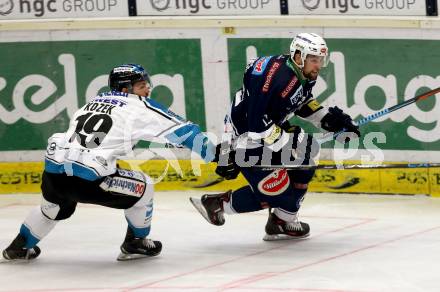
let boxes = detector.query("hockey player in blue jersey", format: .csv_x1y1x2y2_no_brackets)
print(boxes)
2,64,215,261
190,33,360,240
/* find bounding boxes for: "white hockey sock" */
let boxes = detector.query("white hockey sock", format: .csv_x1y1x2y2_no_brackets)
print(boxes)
21,207,57,248
124,183,154,238
223,200,237,215
273,208,298,222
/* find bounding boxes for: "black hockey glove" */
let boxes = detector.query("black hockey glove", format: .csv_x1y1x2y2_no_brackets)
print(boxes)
279,120,298,133
213,143,240,180
320,106,360,143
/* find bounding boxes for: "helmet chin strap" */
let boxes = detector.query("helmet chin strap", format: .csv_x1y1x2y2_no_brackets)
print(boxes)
291,57,307,79
294,60,304,69
291,53,304,69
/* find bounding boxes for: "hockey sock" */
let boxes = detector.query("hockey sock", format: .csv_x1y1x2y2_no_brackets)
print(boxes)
124,184,154,238
20,207,57,248
273,186,308,221
227,186,264,214
273,208,298,222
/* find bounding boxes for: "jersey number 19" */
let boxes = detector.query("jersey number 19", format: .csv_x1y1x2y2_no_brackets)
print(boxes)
69,113,113,149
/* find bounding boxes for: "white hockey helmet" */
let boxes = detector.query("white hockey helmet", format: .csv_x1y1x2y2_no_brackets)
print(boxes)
290,33,329,68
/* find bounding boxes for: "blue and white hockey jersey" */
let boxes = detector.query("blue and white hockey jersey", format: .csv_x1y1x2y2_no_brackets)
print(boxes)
45,91,215,181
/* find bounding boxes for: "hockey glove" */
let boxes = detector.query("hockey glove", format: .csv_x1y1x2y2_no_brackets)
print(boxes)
213,143,240,180
320,106,360,143
279,120,298,133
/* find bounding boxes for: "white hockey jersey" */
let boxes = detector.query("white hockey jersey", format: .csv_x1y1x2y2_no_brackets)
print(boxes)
45,91,215,181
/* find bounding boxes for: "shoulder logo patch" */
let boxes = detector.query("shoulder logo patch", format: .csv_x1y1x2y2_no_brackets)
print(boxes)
252,57,271,75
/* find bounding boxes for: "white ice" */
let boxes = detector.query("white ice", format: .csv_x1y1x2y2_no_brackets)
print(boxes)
1,191,440,292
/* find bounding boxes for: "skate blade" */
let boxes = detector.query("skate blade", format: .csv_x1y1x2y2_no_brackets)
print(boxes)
263,233,310,241
0,257,9,263
117,252,154,261
189,197,211,224
0,256,36,263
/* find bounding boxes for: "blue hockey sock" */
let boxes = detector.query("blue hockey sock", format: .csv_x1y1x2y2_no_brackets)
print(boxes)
229,186,264,213
19,224,40,249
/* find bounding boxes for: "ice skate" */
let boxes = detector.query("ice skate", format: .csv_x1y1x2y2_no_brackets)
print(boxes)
263,211,310,241
189,190,232,226
117,228,162,261
2,234,41,262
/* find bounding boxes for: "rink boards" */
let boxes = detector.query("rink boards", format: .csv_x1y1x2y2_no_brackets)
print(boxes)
1,160,439,197
1,17,440,197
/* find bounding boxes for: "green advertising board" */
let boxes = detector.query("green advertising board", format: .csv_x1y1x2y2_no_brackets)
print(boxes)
0,39,205,151
1,37,439,153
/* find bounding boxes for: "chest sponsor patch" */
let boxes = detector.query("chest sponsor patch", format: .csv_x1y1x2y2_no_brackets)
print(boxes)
252,57,271,75
100,176,145,198
281,76,299,98
262,62,281,93
257,169,290,196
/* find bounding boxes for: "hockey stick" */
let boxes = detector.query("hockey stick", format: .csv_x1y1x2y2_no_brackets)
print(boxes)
189,162,440,189
318,86,440,144
354,86,440,126
258,162,440,171
190,87,440,181
261,86,440,170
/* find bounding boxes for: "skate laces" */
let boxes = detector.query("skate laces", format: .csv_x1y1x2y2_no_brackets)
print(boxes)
284,216,303,231
285,221,303,231
142,238,156,249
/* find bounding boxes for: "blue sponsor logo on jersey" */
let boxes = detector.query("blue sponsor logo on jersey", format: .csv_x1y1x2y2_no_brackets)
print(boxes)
95,92,128,107
252,57,272,75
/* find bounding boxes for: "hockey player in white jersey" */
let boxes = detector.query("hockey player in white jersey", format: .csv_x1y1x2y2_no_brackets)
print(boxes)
2,64,215,261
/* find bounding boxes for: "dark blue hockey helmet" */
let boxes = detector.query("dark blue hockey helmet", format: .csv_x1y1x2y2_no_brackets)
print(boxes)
108,64,152,93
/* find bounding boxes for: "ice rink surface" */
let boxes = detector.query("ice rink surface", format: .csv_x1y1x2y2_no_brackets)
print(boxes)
1,191,440,292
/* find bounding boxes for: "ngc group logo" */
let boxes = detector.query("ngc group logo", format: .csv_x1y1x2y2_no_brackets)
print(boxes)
0,0,13,16
150,0,211,13
302,0,319,11
150,0,171,11
302,0,362,13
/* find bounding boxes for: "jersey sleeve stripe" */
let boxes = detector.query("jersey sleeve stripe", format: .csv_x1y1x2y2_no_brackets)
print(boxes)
142,97,186,124
142,100,175,122
164,123,215,162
